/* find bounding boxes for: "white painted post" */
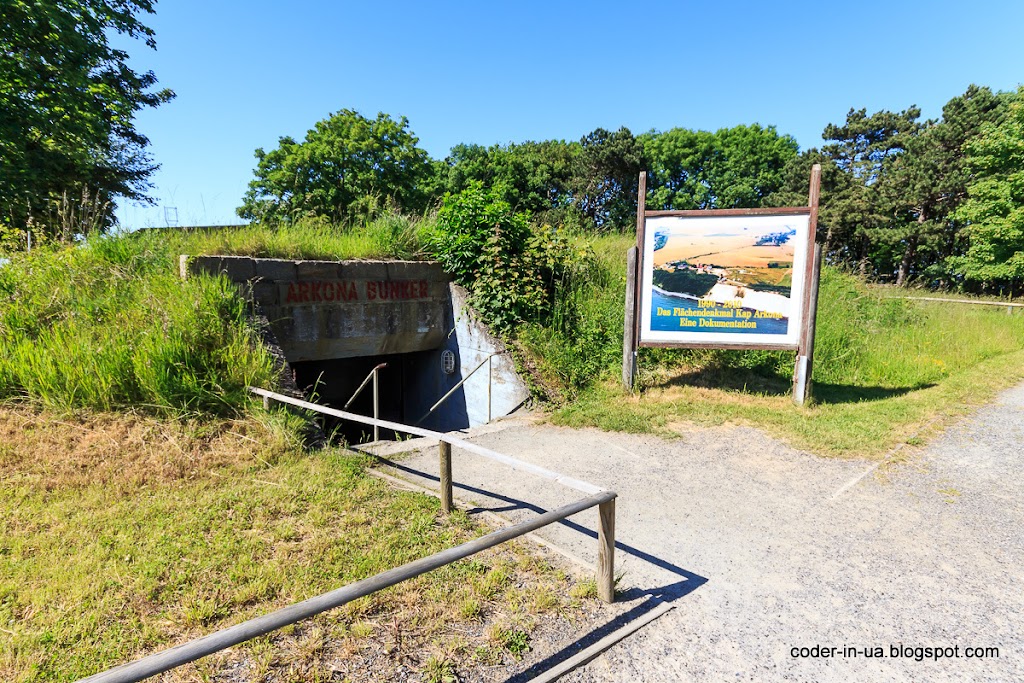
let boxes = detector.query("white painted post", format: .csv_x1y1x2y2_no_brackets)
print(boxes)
372,367,380,442
794,355,809,406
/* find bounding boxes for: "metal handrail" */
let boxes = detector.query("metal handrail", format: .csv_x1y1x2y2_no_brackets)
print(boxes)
343,363,387,409
79,491,616,683
250,387,603,495
415,352,501,426
343,362,387,440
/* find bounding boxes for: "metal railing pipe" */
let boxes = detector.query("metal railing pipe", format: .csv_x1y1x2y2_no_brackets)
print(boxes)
415,353,497,426
343,363,387,411
251,387,604,495
78,491,616,683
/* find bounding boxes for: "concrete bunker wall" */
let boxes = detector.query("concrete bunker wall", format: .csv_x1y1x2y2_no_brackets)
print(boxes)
183,255,529,433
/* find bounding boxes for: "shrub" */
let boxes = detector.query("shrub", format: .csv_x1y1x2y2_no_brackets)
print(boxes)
422,182,587,331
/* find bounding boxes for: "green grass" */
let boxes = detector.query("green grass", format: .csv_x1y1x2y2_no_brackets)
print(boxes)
0,235,276,415
0,406,591,682
513,234,1024,456
516,233,634,399
0,216,431,416
151,214,429,261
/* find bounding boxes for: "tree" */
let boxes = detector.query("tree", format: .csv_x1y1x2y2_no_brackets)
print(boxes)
431,139,578,219
818,107,921,274
948,88,1024,295
237,110,432,224
880,86,1007,285
570,127,645,230
0,0,173,242
765,148,845,240
641,127,715,209
641,124,798,211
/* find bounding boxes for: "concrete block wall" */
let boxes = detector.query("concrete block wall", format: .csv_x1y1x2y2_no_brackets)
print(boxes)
407,284,531,431
183,255,451,362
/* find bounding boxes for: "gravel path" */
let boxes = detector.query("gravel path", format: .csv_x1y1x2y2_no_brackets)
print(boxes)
379,384,1024,682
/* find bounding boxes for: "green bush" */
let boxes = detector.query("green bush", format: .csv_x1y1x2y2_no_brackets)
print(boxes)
422,182,587,331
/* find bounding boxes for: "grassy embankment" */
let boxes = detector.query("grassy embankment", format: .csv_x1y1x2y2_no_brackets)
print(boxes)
6,219,1019,676
0,222,594,682
514,234,1024,457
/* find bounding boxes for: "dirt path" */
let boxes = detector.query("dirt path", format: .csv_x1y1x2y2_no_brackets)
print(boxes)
378,384,1024,682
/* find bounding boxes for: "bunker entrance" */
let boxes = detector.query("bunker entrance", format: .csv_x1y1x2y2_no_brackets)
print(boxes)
181,255,532,435
292,354,408,443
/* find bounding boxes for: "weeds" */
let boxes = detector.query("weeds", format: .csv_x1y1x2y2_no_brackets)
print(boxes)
164,213,427,261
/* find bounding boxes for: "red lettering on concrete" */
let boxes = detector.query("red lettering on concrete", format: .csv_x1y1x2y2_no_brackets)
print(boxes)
288,279,430,305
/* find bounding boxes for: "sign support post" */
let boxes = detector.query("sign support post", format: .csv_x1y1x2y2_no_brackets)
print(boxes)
622,171,646,391
792,164,822,406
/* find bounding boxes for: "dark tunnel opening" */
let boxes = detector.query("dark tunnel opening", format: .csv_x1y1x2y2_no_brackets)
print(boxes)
289,350,471,444
291,354,407,443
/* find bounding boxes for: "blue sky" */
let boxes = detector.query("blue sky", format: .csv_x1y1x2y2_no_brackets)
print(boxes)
115,0,1024,228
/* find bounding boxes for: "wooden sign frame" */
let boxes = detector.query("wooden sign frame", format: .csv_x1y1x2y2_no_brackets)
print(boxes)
622,165,822,405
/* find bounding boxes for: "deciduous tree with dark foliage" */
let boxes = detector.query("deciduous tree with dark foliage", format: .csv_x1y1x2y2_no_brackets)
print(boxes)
0,0,173,246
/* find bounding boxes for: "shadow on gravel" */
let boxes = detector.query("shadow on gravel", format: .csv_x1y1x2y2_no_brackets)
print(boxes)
653,366,933,404
380,458,709,682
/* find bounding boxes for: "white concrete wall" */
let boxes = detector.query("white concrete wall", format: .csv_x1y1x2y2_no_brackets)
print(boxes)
408,284,531,431
449,284,530,427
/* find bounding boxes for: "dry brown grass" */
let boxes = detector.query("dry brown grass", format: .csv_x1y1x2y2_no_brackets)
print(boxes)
0,406,600,682
0,408,288,491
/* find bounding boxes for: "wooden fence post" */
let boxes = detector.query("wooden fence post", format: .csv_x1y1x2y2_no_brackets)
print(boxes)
622,246,639,391
597,498,616,603
439,441,453,515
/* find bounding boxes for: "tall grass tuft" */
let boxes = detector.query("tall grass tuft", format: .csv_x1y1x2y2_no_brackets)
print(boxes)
517,234,632,397
155,214,428,261
0,216,435,416
0,234,277,416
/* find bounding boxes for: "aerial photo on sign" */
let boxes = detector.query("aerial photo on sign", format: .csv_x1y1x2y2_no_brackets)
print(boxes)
641,213,810,346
